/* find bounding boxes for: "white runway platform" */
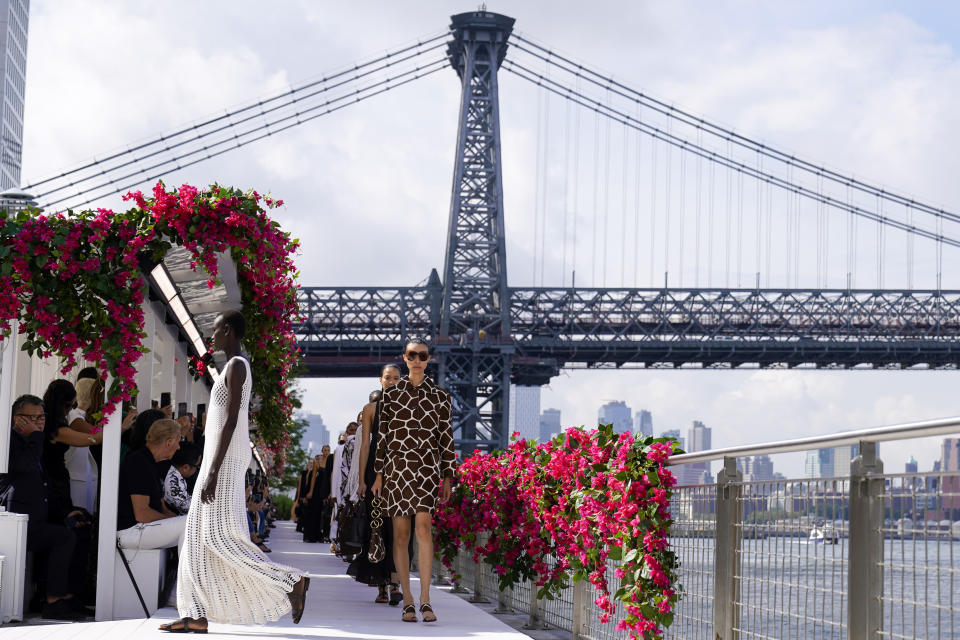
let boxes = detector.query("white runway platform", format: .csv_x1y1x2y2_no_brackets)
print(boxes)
2,521,529,640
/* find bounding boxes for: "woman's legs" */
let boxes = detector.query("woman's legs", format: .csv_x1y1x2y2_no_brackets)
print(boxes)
414,511,433,604
391,516,413,604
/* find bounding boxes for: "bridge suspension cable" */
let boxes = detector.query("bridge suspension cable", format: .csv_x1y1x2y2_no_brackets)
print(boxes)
501,57,960,250
509,33,959,228
25,31,450,210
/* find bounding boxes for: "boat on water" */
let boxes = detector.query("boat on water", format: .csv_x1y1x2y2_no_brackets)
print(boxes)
808,523,839,544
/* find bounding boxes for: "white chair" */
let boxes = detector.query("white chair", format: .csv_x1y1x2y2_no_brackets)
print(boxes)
0,512,28,624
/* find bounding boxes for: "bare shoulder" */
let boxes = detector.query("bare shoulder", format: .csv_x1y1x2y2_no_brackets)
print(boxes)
226,357,248,387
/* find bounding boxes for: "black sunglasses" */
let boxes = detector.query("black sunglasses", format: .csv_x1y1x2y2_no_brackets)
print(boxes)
404,350,430,362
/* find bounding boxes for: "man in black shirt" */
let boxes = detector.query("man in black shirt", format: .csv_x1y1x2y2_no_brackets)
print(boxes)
117,419,186,550
8,395,88,620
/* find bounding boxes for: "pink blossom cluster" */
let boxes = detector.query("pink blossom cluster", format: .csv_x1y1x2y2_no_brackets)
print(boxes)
0,183,300,457
433,426,684,640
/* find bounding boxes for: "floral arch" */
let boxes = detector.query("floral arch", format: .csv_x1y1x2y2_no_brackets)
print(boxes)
0,182,301,468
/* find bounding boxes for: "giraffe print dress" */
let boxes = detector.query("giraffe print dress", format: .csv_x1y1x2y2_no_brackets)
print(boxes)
374,376,456,517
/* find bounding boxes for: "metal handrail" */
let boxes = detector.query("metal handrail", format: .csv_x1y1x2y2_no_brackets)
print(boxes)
667,415,960,465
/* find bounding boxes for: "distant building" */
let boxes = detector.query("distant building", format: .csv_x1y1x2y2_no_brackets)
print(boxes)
660,429,684,451
742,454,774,483
509,385,541,442
687,421,712,483
540,408,562,442
944,438,960,472
670,422,712,486
832,444,860,477
0,0,27,189
905,456,918,474
805,448,834,478
300,412,330,450
598,400,632,433
634,409,653,438
941,438,960,518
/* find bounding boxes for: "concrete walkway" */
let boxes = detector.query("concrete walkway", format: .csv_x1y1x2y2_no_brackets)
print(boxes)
3,521,529,640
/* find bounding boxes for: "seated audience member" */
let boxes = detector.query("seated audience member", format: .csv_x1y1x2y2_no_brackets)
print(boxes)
117,419,187,551
8,395,90,620
163,443,201,515
121,407,166,461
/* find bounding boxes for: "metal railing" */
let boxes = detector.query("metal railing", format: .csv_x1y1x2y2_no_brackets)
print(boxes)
437,416,960,639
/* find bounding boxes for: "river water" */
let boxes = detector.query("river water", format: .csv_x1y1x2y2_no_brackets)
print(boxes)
664,536,960,639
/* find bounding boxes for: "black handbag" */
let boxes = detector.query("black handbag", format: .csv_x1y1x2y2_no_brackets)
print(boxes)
341,500,369,551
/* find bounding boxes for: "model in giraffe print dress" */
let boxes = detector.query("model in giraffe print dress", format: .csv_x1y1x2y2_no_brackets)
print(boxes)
374,375,456,517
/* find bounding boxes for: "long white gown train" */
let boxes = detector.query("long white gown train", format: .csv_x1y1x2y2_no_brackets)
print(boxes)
176,356,304,624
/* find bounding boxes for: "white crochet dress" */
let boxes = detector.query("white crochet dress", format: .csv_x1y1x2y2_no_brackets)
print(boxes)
176,356,304,623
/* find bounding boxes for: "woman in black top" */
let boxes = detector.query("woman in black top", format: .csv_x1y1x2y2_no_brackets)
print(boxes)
41,380,102,516
41,379,100,604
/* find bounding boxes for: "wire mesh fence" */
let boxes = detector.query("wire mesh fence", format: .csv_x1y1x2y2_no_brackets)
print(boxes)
663,483,717,640
879,471,960,640
734,477,849,640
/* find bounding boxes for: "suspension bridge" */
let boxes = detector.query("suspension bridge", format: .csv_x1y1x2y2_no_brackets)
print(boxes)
22,10,960,455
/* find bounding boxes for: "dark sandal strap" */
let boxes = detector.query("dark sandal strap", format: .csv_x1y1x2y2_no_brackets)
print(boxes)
402,603,417,621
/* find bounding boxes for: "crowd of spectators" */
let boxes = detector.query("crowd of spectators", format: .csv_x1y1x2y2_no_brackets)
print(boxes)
2,370,276,620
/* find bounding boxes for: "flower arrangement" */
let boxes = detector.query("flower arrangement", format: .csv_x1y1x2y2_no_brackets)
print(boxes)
0,182,301,453
433,425,683,640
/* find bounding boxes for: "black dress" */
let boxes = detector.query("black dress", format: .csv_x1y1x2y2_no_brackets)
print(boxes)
41,419,92,599
347,401,394,585
295,469,308,533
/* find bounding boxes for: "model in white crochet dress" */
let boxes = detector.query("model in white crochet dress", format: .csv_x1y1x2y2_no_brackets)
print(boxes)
161,311,309,633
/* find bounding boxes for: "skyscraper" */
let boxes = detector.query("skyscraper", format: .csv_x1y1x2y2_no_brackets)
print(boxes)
634,409,653,437
804,448,835,478
942,438,960,517
660,429,684,451
598,400,633,433
509,385,541,441
743,454,774,482
300,412,330,449
905,456,918,473
832,444,860,477
686,421,712,484
540,408,562,442
0,0,27,190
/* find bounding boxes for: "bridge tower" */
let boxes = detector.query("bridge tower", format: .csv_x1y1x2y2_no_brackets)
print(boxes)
437,11,516,454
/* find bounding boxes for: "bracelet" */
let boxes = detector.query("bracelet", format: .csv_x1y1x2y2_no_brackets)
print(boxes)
88,437,97,445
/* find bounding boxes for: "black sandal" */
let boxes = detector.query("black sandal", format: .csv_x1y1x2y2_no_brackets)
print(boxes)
402,603,417,622
389,583,403,606
375,585,389,603
159,617,208,634
420,602,437,623
288,576,310,624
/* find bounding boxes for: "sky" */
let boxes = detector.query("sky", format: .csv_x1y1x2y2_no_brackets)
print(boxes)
19,0,960,478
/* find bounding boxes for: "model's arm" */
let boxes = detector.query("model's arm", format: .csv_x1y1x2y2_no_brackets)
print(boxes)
200,359,246,504
357,401,375,495
374,396,393,476
436,392,455,502
372,395,394,497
